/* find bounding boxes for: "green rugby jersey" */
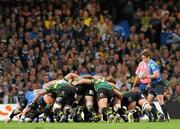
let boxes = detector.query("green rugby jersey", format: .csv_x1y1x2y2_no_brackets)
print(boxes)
45,80,71,93
122,91,130,96
91,79,114,91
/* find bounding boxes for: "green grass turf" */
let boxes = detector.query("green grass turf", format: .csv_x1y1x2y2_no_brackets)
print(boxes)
0,120,179,129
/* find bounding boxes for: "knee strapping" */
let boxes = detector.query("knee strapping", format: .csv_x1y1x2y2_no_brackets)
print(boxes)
86,101,93,107
63,105,72,115
113,104,121,112
53,103,62,113
13,109,21,114
17,106,24,111
142,102,151,112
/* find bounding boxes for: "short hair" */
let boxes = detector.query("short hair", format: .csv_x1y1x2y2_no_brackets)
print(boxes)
106,76,116,84
140,49,151,58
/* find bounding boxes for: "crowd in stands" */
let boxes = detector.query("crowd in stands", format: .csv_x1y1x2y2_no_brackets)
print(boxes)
0,0,179,104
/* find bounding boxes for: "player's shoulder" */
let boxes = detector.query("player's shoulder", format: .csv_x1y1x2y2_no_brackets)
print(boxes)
148,60,159,70
139,61,145,64
148,59,154,65
138,61,146,66
149,59,156,64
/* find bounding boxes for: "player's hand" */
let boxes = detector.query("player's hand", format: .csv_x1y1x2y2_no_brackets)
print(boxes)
140,73,148,79
71,81,78,86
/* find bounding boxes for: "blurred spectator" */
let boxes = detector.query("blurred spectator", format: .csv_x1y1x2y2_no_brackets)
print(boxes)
116,73,131,91
175,82,180,102
169,77,178,101
3,84,18,104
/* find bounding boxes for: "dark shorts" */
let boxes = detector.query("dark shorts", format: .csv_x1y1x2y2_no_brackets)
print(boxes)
38,96,47,107
76,84,95,96
19,97,28,108
149,81,165,96
56,86,77,106
139,83,149,96
96,88,114,102
48,92,57,99
29,95,47,110
122,92,144,107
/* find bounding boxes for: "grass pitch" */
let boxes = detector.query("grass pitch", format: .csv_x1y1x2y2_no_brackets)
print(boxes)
0,119,179,129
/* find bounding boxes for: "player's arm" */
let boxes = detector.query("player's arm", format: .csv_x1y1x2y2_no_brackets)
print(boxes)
147,70,159,79
93,75,103,79
80,75,93,79
32,89,47,104
27,89,48,111
113,88,122,100
106,76,116,84
132,76,140,87
92,75,102,80
43,80,59,88
72,78,92,86
132,76,140,92
132,63,141,88
146,63,159,79
108,82,117,88
108,82,122,99
64,73,79,81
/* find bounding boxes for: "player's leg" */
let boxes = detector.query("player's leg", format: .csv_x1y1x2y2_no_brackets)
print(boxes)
85,88,95,114
124,92,142,122
156,94,167,121
127,101,137,122
147,90,159,121
52,101,63,117
5,97,28,123
73,84,84,108
41,94,55,122
112,96,121,122
156,82,169,121
97,89,114,123
61,86,77,122
5,104,25,123
19,105,33,123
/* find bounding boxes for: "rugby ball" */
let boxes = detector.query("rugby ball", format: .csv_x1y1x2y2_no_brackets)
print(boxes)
138,71,145,78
